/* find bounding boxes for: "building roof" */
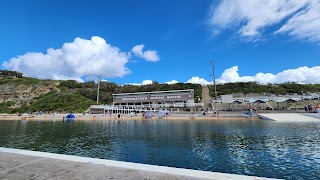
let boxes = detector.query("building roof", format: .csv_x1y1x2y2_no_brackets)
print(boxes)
275,98,299,103
112,89,194,96
228,100,242,104
247,99,268,103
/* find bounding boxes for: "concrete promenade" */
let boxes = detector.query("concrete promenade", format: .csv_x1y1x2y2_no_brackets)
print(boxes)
258,113,320,122
0,147,275,180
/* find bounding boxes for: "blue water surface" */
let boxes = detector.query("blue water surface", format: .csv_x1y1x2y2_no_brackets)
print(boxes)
0,119,319,179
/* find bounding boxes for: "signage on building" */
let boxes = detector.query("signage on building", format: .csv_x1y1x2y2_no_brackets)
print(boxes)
113,93,193,103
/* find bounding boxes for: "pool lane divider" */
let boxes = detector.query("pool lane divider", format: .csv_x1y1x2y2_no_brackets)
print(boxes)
0,147,277,180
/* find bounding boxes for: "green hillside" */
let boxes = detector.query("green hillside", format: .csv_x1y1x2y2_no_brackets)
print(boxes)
209,82,320,96
0,70,320,114
19,92,95,113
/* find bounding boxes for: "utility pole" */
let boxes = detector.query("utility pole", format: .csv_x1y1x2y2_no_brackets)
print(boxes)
97,75,101,104
210,61,217,100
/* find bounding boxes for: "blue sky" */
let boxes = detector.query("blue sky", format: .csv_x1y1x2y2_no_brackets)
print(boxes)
1,0,320,84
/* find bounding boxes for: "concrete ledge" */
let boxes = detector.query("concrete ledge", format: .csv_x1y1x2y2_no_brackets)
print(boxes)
303,113,320,119
258,113,320,122
258,114,275,121
0,147,275,180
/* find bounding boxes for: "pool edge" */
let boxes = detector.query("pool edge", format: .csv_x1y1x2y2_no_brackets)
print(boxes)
0,147,276,180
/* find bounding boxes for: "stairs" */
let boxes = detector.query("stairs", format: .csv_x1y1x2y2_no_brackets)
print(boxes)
202,85,212,110
201,85,211,104
264,102,273,110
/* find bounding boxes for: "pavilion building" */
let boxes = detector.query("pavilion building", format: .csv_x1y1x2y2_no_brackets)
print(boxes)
89,89,203,114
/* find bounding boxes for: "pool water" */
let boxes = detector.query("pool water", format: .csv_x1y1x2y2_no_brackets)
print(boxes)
0,119,319,179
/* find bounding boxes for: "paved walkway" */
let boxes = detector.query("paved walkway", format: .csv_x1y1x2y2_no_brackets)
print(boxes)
304,113,320,119
0,147,274,180
258,113,320,122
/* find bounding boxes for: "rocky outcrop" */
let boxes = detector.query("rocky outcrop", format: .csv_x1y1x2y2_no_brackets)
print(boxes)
0,82,59,106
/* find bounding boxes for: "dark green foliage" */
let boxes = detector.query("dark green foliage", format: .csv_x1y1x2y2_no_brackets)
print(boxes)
209,82,320,96
58,80,83,89
19,92,95,113
0,76,42,86
279,84,320,94
0,101,16,113
0,78,13,85
78,89,97,101
0,70,23,78
9,78,42,85
58,80,96,89
1,70,320,114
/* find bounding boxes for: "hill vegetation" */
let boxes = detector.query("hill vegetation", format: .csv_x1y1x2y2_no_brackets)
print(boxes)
0,70,319,114
209,82,320,96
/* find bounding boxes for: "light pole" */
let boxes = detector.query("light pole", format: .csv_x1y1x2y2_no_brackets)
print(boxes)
97,75,101,104
210,61,217,100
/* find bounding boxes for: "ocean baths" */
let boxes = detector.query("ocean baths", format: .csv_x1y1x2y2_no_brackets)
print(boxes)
0,118,319,179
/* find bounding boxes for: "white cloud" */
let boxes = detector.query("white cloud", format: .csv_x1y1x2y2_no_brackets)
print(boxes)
127,79,153,86
131,44,144,57
275,1,320,42
187,77,211,85
165,80,179,84
218,66,320,84
131,44,160,62
141,80,153,85
209,0,320,42
2,36,131,82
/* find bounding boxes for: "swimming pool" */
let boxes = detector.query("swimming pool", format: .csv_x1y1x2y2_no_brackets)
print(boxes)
0,119,319,179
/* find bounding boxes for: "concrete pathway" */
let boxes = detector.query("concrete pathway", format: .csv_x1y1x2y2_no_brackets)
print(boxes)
258,113,320,122
304,113,320,119
0,147,275,180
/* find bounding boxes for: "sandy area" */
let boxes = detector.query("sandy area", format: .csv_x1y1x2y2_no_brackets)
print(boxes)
0,112,261,121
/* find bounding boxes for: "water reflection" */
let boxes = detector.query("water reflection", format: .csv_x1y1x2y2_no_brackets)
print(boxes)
0,119,319,179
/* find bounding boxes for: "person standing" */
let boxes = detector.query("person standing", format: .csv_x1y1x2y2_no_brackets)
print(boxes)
315,105,320,113
308,104,313,112
249,109,254,119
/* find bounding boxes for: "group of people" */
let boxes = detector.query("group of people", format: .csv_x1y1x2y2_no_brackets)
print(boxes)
305,104,320,113
243,109,254,119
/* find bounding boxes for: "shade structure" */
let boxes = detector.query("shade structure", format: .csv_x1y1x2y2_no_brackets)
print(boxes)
228,100,243,111
275,98,299,110
66,114,75,119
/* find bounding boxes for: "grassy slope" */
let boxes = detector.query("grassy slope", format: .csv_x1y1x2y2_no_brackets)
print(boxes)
19,92,95,113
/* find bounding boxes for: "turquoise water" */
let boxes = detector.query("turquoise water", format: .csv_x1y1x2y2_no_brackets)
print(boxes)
0,119,319,179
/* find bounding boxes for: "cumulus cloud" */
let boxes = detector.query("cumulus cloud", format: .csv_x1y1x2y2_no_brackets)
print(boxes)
184,66,320,85
165,80,179,84
127,79,153,86
141,80,153,85
121,65,320,86
2,36,131,82
209,0,320,42
218,66,320,84
187,77,211,85
131,44,160,62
